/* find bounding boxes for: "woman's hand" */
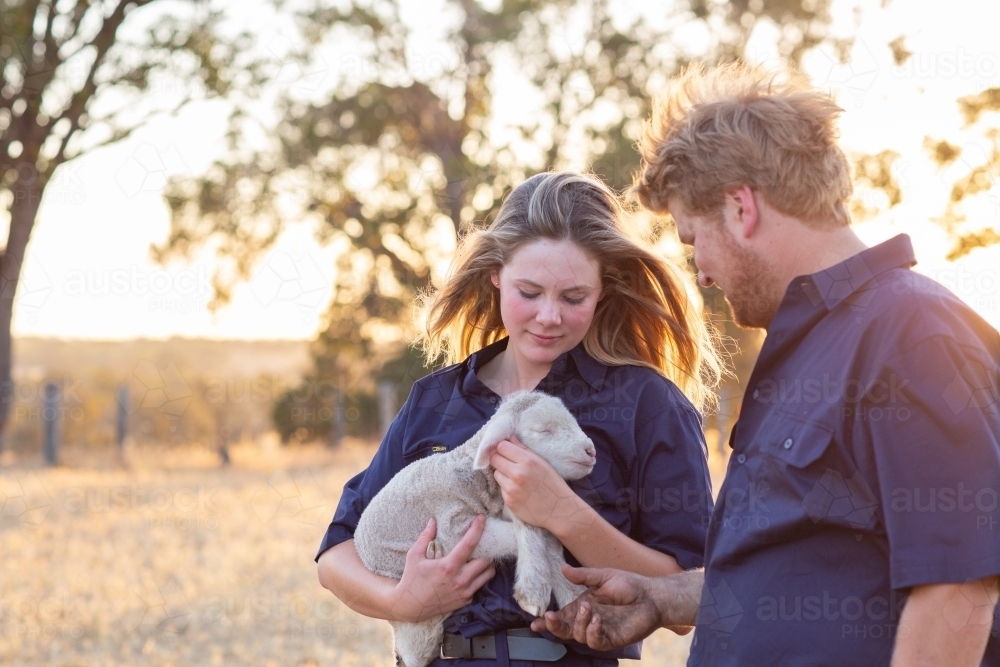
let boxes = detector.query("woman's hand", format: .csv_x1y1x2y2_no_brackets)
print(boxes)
489,437,583,532
391,515,497,623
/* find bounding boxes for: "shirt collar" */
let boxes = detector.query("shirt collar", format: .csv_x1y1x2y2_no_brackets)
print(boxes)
800,233,917,311
460,337,608,397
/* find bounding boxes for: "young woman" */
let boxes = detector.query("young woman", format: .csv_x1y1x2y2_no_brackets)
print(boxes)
316,171,722,666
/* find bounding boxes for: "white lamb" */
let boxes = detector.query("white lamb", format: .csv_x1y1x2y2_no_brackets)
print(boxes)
353,390,597,667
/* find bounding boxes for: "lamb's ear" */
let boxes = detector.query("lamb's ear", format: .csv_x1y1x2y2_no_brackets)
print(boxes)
472,413,516,470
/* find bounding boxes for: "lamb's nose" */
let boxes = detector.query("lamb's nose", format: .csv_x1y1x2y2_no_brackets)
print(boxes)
585,444,596,460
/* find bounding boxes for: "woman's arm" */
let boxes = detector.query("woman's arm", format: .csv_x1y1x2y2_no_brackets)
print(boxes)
317,516,497,623
490,440,682,577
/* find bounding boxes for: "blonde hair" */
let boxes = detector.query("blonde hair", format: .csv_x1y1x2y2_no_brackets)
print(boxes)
633,60,853,228
421,172,722,411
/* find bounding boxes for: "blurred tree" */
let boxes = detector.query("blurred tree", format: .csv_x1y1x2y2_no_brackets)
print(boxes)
856,37,1000,261
157,0,840,442
929,90,1000,260
0,0,269,451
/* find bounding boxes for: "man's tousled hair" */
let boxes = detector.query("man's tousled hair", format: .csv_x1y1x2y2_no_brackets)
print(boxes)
633,60,853,228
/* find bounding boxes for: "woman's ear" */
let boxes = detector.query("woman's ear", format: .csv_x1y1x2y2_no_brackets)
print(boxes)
490,270,499,288
473,413,516,469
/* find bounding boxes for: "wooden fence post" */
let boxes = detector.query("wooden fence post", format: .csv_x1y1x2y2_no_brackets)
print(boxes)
116,384,129,457
43,381,60,466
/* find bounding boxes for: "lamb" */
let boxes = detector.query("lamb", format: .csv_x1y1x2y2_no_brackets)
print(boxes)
353,390,598,667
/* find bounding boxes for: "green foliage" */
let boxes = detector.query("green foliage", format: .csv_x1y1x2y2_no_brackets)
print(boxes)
930,100,1000,259
0,0,272,441
154,0,842,438
270,344,433,444
851,149,901,222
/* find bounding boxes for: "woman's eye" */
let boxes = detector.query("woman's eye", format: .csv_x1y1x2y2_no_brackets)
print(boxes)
517,290,539,299
564,296,585,305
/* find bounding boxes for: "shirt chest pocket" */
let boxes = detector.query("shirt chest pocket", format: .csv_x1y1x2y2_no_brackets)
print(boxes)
758,417,879,530
764,418,834,469
755,418,836,511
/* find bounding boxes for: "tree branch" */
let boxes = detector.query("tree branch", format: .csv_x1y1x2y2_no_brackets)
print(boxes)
48,0,147,166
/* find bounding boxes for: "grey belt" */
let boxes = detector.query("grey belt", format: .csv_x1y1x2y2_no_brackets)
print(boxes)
440,628,568,661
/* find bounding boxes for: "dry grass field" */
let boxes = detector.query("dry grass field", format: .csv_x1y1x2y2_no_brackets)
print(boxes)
0,436,726,667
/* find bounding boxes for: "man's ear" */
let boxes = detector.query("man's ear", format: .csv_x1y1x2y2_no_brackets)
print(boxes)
473,413,516,470
728,184,759,239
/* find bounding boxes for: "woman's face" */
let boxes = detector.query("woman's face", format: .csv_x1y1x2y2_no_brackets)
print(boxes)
493,238,603,370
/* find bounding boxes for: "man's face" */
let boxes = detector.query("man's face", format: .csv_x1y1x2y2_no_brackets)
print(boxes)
669,197,782,329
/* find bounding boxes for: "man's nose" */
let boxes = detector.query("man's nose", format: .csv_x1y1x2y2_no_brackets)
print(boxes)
697,271,714,288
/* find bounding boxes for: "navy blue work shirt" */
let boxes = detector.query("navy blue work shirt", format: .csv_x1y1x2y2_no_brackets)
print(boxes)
689,234,1000,666
317,337,714,666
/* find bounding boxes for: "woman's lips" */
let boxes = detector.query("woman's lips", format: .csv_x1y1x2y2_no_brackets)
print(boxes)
529,332,561,344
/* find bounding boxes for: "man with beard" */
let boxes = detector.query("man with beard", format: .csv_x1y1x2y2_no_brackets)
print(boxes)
531,61,1000,667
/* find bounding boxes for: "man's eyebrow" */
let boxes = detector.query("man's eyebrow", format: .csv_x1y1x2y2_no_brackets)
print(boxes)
513,278,595,291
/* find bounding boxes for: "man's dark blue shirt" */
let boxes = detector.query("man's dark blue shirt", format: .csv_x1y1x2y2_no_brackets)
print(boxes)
689,234,1000,666
317,337,715,666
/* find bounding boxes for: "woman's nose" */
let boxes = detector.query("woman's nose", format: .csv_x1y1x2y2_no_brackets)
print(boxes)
536,298,561,324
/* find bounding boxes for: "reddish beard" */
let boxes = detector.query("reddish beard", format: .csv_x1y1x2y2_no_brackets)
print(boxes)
718,229,782,329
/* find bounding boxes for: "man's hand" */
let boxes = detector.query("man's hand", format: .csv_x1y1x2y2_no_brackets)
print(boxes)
529,565,676,650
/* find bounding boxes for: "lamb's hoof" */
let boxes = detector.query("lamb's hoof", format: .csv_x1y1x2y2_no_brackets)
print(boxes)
514,587,549,617
521,603,544,617
425,539,445,559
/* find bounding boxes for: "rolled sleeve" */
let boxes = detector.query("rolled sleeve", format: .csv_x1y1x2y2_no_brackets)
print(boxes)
633,403,713,570
868,334,1000,589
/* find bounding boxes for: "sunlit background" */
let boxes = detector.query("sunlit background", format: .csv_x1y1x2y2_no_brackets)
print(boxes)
2,0,999,665
9,0,1000,342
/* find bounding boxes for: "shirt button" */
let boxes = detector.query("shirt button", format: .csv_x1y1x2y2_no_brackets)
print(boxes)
736,454,746,464
752,389,759,400
460,613,471,624
783,438,794,449
489,396,497,405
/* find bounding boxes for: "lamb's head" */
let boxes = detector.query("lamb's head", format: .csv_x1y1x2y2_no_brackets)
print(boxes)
472,391,596,480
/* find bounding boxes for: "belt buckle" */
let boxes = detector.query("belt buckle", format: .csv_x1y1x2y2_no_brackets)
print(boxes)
439,633,470,660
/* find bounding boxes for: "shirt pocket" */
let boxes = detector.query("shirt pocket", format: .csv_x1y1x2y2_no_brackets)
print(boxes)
765,417,834,469
759,415,878,530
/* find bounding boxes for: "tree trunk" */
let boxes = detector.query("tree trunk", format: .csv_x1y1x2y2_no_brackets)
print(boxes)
0,181,43,453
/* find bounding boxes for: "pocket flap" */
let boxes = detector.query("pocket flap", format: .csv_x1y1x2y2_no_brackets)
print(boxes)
768,418,834,469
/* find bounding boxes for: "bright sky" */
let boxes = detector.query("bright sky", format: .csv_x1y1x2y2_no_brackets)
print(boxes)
10,0,1000,341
